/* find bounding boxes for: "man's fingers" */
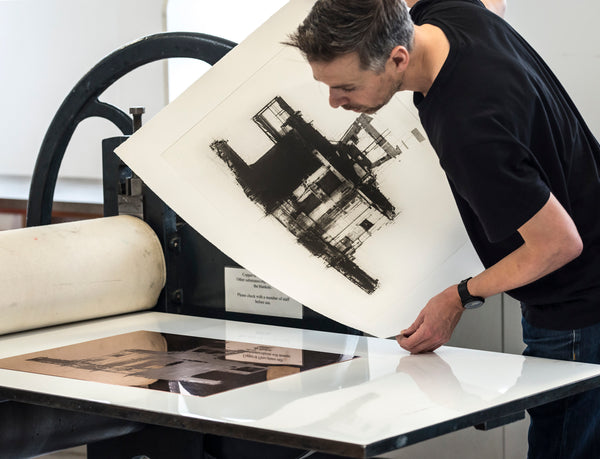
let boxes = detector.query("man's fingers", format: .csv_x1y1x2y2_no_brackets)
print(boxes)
400,326,415,338
399,311,425,338
397,327,436,354
397,317,426,352
397,322,449,353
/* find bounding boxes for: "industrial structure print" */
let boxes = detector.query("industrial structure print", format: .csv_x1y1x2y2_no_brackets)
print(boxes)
210,96,425,294
117,4,483,336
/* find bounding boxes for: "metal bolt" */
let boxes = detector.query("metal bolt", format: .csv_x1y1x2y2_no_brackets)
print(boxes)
168,234,182,252
171,289,183,304
129,107,145,132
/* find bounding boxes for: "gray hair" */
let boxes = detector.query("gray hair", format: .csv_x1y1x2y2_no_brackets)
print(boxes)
286,0,414,73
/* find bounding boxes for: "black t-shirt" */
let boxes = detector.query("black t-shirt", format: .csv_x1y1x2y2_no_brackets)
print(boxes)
410,0,600,329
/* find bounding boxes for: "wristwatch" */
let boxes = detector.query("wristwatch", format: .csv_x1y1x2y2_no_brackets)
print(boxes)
458,277,485,309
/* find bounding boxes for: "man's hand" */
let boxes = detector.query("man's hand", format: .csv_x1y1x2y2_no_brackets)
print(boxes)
396,285,464,354
396,193,581,354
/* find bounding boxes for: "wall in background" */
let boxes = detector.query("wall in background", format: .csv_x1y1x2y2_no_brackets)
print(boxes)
505,0,600,138
0,0,289,199
2,1,598,191
165,0,287,101
0,0,166,184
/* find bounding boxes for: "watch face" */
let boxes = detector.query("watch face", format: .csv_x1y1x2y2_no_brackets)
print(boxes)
464,299,484,309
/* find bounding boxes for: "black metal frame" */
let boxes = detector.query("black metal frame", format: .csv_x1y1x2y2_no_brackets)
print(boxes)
9,31,236,459
18,29,363,458
26,32,236,227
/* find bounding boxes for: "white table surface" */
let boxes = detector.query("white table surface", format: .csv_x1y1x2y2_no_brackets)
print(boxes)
1,312,599,458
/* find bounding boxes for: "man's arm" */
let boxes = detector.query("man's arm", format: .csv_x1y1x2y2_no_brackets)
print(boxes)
396,193,583,354
405,0,506,18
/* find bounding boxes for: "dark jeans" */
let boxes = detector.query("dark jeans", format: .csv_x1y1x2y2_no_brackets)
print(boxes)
522,317,600,459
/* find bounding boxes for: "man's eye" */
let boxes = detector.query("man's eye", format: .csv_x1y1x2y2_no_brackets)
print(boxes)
342,87,355,92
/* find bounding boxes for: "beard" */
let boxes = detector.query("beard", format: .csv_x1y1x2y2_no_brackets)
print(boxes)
342,77,404,114
342,102,386,114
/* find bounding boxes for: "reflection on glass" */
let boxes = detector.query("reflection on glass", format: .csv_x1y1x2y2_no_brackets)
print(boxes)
0,331,356,397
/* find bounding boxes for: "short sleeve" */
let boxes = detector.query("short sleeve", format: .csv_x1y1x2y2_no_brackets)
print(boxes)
441,141,550,242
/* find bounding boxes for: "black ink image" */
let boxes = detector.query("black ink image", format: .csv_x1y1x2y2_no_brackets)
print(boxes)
210,96,424,293
0,331,356,397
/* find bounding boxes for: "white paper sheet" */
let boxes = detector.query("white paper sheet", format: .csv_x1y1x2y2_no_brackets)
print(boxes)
116,0,483,337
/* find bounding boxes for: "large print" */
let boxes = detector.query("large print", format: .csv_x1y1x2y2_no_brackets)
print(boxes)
116,0,482,337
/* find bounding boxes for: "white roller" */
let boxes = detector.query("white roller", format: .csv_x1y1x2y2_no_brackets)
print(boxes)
0,215,166,335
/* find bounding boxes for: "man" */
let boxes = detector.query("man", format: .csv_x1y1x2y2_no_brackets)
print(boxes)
287,1,600,458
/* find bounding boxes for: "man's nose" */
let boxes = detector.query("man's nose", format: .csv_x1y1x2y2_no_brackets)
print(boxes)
329,88,348,108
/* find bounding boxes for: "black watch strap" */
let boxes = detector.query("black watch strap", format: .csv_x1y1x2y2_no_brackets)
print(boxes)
458,277,485,309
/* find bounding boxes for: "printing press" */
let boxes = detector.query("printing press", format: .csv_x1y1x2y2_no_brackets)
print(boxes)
2,32,600,459
1,32,356,458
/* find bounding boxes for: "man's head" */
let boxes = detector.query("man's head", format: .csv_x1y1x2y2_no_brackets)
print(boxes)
287,0,414,113
287,0,414,73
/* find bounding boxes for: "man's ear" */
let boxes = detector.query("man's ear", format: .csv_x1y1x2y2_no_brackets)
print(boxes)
389,46,410,72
